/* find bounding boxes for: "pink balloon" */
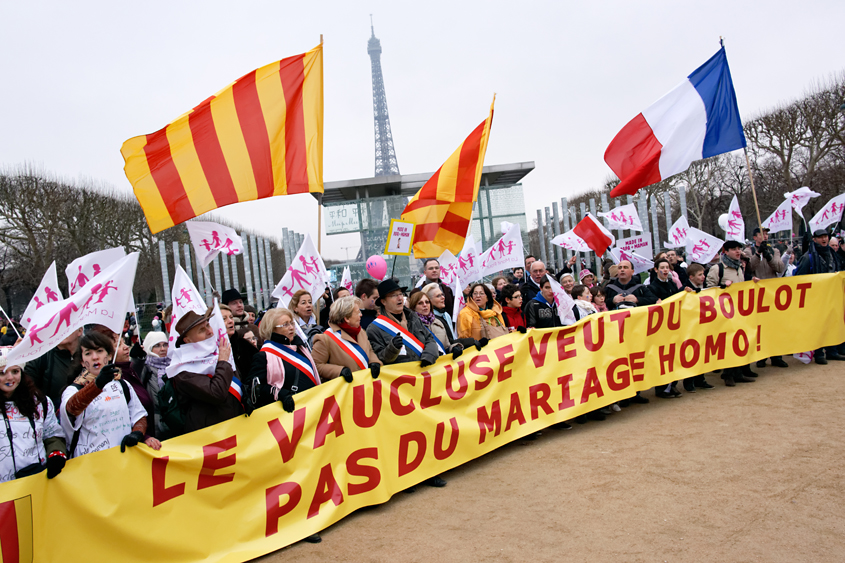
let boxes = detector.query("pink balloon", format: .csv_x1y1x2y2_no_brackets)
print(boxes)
365,255,387,280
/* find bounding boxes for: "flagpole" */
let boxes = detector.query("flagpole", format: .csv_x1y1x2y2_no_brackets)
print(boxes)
0,305,22,340
317,33,324,254
743,147,763,229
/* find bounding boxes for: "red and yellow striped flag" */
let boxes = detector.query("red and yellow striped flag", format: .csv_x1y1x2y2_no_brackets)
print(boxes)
401,97,494,258
121,45,323,234
0,496,33,563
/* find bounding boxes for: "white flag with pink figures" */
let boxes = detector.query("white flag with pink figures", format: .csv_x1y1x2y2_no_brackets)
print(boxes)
597,203,643,231
762,198,793,234
664,215,691,248
609,247,654,275
20,262,63,329
784,186,821,215
65,247,126,296
340,267,353,293
725,195,745,243
684,227,724,265
8,253,139,366
547,277,576,326
551,229,591,253
481,225,525,277
167,267,235,372
808,193,845,234
435,250,459,286
186,221,244,269
271,234,330,309
456,235,482,284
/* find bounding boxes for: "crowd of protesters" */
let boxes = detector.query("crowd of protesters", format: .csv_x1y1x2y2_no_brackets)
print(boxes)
1,225,843,545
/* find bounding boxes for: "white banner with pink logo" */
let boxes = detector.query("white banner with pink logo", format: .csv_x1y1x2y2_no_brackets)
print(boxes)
684,228,724,265
609,247,654,275
480,225,525,277
725,195,745,243
597,203,643,231
664,215,691,249
20,262,63,329
271,234,330,309
435,250,459,287
340,266,353,293
762,198,793,234
808,193,845,234
547,276,576,326
8,253,139,365
785,186,821,216
456,235,482,284
65,247,126,296
186,221,244,269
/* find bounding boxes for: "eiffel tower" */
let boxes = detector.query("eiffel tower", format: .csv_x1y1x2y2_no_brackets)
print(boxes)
368,16,400,177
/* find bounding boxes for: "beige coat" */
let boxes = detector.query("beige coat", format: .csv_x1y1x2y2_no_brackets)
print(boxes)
706,259,745,288
311,322,381,380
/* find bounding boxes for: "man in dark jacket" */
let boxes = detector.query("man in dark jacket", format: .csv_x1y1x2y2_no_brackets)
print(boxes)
366,280,439,367
25,327,82,408
365,279,446,488
795,229,845,364
355,279,380,330
602,261,653,403
172,308,244,433
421,259,455,314
521,260,548,309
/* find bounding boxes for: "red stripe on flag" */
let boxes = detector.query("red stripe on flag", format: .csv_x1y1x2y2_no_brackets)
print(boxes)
278,54,309,194
439,211,472,237
414,168,442,202
573,216,613,256
605,113,663,198
232,70,275,199
188,99,239,208
0,500,20,563
453,120,486,201
413,222,442,241
144,129,193,225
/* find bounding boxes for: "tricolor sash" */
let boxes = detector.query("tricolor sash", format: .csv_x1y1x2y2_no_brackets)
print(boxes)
262,340,320,386
323,330,368,370
371,315,425,356
426,327,447,355
229,375,243,402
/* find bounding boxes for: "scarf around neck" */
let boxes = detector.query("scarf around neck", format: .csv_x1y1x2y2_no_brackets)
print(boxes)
721,253,743,271
338,321,361,340
417,311,435,327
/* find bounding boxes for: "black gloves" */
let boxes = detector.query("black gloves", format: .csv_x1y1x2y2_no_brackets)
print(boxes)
420,357,433,368
120,431,144,452
279,389,295,413
340,367,354,383
368,362,380,379
391,334,404,350
516,325,527,334
451,347,463,360
475,338,489,351
46,453,66,479
95,364,120,389
129,342,145,360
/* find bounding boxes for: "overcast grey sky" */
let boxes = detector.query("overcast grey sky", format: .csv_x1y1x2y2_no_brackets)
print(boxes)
2,1,843,260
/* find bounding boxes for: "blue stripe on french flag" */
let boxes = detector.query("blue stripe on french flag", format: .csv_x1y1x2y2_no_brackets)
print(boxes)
229,375,243,401
606,47,746,198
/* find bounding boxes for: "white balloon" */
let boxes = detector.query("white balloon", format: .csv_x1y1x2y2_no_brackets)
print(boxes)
717,213,729,232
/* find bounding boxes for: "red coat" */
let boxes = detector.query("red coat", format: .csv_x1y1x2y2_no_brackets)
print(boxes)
501,305,525,329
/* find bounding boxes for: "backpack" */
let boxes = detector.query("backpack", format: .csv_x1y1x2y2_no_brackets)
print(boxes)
301,324,325,349
157,375,187,439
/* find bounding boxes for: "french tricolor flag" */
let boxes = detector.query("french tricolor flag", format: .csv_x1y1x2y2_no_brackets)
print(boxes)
606,46,746,198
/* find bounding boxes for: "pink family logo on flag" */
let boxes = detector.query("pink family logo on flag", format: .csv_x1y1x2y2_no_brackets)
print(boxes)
784,186,820,216
597,203,643,231
551,229,590,253
610,247,654,275
547,276,576,325
456,235,482,284
762,198,793,234
9,254,139,366
726,195,745,242
272,234,329,309
809,193,845,234
435,250,459,286
664,215,691,248
606,46,746,198
65,247,126,296
20,262,63,329
186,221,244,269
480,225,524,276
685,227,723,264
340,267,353,293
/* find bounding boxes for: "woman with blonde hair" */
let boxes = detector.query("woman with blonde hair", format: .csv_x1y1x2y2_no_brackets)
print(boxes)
312,296,381,382
457,283,508,342
410,291,465,358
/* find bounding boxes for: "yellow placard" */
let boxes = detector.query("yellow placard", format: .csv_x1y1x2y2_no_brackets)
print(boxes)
384,219,415,256
1,274,843,562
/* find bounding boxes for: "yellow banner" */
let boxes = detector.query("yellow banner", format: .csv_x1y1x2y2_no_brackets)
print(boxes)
1,274,843,562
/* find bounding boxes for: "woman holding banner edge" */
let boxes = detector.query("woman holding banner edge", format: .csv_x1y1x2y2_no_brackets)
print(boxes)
311,296,382,382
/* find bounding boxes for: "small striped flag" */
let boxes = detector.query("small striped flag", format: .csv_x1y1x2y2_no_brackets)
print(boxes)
0,496,33,563
401,97,494,257
121,45,324,234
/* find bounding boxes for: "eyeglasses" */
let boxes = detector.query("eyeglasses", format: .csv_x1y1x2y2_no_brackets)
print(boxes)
275,322,294,329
